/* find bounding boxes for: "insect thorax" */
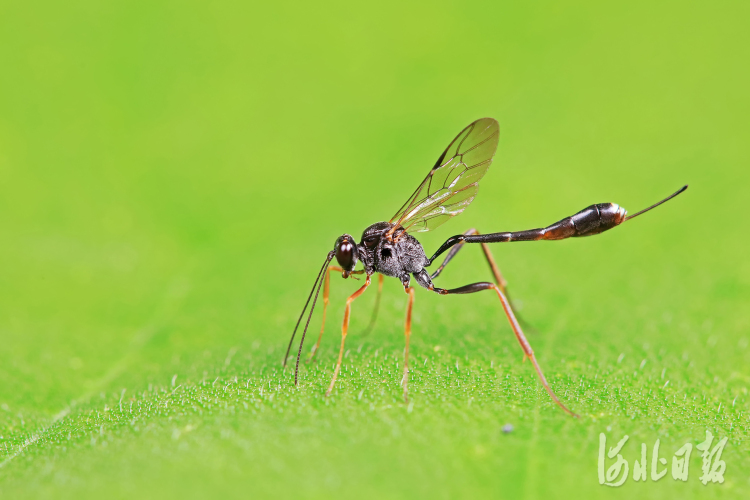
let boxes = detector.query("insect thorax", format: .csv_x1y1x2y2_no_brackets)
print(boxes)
358,222,429,279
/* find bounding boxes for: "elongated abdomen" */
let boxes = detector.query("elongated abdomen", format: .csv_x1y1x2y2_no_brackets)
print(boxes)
426,186,686,266
544,203,628,239
460,203,628,244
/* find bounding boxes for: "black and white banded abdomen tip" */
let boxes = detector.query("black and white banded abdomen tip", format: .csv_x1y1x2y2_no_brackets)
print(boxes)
544,202,627,239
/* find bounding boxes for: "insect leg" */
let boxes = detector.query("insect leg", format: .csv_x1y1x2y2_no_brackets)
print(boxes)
430,228,533,331
432,281,578,417
308,265,343,362
429,228,477,280
401,285,415,402
325,275,372,397
431,228,510,288
361,273,384,337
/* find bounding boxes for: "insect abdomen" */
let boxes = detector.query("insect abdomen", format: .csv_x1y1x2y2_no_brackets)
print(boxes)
460,203,628,245
544,203,628,239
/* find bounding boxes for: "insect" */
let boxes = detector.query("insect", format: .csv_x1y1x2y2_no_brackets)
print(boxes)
283,118,687,417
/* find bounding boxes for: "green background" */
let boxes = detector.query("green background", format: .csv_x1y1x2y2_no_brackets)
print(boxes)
1,0,748,498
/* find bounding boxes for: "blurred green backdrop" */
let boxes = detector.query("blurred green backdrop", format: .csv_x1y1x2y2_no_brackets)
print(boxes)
1,0,748,498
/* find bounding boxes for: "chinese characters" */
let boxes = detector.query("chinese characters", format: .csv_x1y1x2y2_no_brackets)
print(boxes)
598,431,727,486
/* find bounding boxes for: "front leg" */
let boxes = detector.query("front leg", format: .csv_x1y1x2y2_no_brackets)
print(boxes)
309,266,365,363
325,275,371,397
308,265,343,362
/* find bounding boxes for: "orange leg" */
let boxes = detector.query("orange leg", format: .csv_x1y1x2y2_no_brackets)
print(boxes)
361,273,384,336
401,286,415,402
432,228,533,331
325,275,372,397
434,281,578,417
491,285,578,417
308,265,343,362
479,240,508,292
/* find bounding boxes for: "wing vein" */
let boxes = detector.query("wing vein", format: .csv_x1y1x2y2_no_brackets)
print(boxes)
388,118,499,234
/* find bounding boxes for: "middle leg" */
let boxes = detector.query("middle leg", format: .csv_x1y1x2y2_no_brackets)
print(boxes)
401,285,415,402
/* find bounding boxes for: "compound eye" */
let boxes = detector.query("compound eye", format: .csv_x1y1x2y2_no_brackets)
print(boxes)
334,235,358,271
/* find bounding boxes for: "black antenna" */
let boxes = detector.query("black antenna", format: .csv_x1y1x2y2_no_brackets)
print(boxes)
625,185,688,222
283,252,333,368
294,257,330,384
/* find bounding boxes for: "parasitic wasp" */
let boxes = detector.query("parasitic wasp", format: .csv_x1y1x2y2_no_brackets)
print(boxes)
283,118,687,417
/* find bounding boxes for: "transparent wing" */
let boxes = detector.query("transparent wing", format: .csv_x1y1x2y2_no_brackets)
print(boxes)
389,118,499,233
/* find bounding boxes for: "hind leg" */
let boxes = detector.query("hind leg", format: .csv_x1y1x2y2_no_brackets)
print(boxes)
424,279,577,417
428,228,531,329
